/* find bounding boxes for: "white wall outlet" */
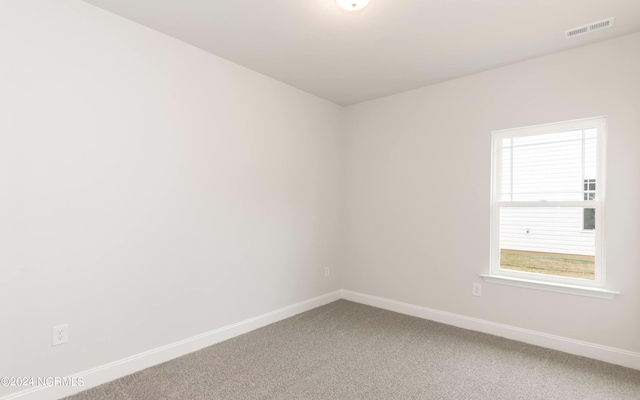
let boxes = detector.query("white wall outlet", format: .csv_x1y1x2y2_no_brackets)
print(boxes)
324,266,330,277
52,324,69,346
472,283,482,297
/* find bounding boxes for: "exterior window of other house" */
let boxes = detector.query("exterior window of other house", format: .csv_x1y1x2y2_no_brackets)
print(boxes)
484,117,617,298
583,179,596,230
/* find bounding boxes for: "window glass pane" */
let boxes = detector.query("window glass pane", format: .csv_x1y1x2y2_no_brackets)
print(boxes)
500,130,597,202
499,207,595,279
512,130,582,146
583,208,595,230
585,137,597,180
501,147,512,201
583,179,596,201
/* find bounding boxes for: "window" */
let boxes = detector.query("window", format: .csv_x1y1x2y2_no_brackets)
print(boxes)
583,179,596,230
483,117,617,298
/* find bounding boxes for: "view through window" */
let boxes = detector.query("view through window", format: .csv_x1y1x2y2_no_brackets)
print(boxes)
491,118,605,285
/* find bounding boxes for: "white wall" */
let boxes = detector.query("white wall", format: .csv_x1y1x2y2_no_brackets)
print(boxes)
343,33,640,352
0,1,342,397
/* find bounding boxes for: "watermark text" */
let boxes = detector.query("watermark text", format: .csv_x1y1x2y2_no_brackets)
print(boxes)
1,376,84,387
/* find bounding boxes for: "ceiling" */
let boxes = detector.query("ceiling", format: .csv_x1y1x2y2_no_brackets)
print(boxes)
81,0,640,106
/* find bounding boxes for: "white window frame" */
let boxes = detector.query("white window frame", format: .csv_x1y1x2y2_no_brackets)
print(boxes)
482,116,619,299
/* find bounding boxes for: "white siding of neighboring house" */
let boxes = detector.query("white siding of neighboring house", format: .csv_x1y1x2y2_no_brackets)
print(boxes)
501,208,595,255
500,129,596,256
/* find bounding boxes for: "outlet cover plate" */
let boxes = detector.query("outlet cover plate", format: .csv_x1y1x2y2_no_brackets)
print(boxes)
52,324,69,346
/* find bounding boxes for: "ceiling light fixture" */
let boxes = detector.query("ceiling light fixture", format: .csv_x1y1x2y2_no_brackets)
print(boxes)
336,0,370,11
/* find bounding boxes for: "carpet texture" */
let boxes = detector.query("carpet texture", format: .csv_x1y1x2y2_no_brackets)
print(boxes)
65,300,640,400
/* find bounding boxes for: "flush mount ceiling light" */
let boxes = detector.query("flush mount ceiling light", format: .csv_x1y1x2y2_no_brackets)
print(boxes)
336,0,370,11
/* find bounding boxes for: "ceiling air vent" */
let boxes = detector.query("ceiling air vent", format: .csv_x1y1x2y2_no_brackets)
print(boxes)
565,17,615,39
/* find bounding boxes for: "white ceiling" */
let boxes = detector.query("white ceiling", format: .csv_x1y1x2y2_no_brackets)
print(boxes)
81,0,640,106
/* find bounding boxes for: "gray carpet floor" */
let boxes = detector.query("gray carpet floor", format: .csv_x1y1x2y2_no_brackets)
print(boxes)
64,300,640,400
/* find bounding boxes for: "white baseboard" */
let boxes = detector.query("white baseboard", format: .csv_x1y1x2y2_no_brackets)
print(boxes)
1,290,342,400
341,289,640,371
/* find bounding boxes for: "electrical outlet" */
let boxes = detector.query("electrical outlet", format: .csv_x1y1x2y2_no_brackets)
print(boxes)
472,283,482,297
52,324,69,346
325,266,330,277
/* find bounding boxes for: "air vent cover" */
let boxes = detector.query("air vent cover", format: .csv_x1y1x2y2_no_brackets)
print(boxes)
565,17,614,39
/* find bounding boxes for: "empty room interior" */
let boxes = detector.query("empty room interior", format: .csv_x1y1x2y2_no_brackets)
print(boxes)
2,1,640,399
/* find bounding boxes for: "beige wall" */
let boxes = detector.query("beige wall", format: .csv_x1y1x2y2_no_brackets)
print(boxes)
0,1,343,396
343,33,640,352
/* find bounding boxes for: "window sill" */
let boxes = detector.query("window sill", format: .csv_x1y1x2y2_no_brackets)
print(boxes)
479,274,619,299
